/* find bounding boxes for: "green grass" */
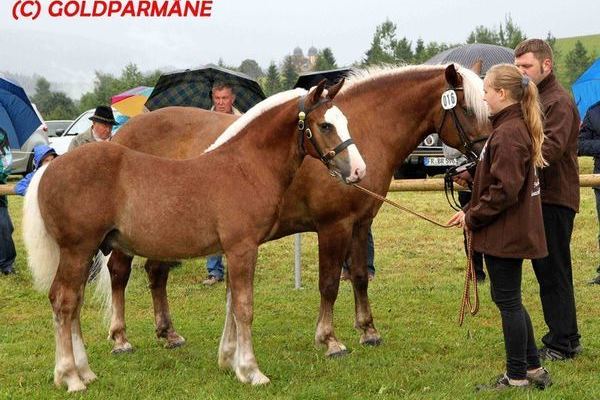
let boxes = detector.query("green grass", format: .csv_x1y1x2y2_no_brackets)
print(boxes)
0,160,599,399
555,34,600,61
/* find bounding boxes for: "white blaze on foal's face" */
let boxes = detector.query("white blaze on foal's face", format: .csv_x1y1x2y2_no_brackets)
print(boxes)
324,106,366,183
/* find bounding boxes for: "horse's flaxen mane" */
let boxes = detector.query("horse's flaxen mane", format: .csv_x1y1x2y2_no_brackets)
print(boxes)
342,64,489,126
205,88,307,153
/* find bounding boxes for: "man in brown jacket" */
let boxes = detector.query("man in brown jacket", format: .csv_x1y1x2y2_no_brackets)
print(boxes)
515,39,581,360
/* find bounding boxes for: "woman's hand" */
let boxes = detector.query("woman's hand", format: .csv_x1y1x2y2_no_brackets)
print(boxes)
448,210,466,228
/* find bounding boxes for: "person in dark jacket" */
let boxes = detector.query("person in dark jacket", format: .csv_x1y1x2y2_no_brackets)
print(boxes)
449,64,550,390
515,38,582,361
578,100,600,285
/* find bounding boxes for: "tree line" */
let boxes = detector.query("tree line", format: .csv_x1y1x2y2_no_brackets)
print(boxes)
31,15,598,121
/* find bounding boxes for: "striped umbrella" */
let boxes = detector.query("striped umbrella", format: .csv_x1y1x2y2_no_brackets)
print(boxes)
425,43,515,77
145,65,266,113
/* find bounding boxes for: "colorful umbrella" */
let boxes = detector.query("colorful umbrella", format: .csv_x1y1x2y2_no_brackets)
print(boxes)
145,65,265,113
0,77,42,148
111,86,154,117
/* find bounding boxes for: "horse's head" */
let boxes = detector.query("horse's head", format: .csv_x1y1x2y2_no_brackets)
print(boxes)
298,79,366,184
435,64,491,160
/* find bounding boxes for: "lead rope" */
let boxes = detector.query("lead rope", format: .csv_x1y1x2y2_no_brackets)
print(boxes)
351,183,479,325
458,230,479,326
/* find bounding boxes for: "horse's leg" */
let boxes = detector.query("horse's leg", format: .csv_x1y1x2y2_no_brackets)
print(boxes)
218,285,237,370
226,244,269,385
315,223,353,357
349,223,381,346
71,287,97,384
145,260,186,348
50,250,91,392
107,249,134,354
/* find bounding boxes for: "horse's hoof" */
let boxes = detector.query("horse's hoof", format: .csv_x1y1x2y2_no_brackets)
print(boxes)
361,337,383,346
79,369,97,385
111,343,134,354
65,378,87,392
251,372,271,386
326,348,349,358
164,337,186,349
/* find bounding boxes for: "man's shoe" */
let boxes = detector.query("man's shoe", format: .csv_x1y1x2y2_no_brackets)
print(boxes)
1,265,15,275
526,367,552,389
202,275,223,286
538,346,571,361
476,374,530,392
588,274,600,285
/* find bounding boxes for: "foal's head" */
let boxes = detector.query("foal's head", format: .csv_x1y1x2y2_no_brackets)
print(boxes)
435,64,491,160
299,79,366,184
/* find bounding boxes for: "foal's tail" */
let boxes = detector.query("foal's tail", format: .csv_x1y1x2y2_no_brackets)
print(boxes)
23,164,60,292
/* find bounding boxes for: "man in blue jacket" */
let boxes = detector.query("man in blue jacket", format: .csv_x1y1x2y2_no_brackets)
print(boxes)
579,100,600,285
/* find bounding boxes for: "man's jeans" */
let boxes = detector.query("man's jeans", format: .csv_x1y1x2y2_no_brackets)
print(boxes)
0,207,16,272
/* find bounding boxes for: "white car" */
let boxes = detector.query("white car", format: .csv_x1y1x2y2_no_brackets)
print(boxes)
50,108,124,155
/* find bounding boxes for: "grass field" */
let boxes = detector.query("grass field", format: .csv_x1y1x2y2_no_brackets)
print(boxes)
0,158,598,399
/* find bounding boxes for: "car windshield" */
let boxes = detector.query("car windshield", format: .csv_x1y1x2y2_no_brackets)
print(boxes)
46,121,71,137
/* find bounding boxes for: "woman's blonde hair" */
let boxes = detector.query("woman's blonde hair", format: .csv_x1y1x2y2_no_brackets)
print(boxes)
486,64,546,168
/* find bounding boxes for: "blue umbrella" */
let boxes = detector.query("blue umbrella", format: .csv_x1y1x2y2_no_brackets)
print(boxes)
572,58,600,118
0,78,42,148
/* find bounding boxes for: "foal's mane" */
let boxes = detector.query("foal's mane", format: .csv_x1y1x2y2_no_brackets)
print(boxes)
341,64,488,126
205,88,307,153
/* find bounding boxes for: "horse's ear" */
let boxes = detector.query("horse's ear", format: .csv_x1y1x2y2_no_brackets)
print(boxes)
470,59,483,76
445,64,462,88
306,79,327,109
326,78,345,100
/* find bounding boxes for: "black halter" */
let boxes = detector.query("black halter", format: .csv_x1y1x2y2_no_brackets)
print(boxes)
437,85,488,211
436,86,488,163
297,95,354,166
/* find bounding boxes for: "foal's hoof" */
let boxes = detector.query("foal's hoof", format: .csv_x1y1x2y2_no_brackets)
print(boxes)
360,337,383,346
111,342,134,354
327,348,349,358
164,335,186,349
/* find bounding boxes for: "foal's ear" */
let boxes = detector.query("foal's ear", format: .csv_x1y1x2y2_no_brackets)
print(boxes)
308,79,328,105
326,78,345,101
445,64,462,88
470,59,483,76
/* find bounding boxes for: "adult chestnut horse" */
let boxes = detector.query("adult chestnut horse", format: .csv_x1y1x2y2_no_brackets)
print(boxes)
106,64,490,357
23,81,366,392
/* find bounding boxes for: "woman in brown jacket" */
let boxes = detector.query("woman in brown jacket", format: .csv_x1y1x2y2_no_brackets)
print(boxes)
448,64,550,390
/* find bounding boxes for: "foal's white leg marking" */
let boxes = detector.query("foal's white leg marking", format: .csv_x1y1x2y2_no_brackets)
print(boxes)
324,106,366,183
218,288,237,370
72,318,97,384
232,310,270,385
53,313,86,392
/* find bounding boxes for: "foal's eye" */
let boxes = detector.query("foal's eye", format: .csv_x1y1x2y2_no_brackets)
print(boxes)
319,122,333,131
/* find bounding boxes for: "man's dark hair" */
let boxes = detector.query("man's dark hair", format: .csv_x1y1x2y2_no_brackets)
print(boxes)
514,39,554,63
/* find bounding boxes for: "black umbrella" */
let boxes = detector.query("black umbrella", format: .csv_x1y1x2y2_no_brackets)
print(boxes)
145,65,266,113
424,43,514,77
294,68,354,90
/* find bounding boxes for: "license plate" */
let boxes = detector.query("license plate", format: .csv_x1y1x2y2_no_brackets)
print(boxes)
424,157,460,166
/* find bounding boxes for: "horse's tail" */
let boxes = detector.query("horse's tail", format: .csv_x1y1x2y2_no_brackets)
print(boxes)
92,252,113,323
22,164,60,292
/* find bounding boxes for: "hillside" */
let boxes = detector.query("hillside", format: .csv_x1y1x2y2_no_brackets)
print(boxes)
554,34,600,89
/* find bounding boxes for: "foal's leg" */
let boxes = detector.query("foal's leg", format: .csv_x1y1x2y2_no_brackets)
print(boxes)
315,223,353,357
218,285,237,370
72,288,97,384
349,223,381,346
50,250,93,392
225,244,269,385
107,249,134,353
145,260,186,348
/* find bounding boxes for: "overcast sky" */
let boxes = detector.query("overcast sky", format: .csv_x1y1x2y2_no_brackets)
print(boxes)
1,0,599,97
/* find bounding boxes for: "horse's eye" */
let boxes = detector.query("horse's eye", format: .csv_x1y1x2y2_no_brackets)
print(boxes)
319,123,333,131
